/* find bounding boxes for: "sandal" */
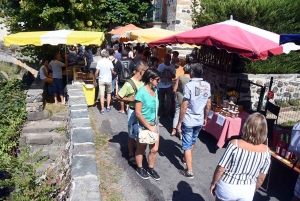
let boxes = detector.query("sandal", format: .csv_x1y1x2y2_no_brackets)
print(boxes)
128,156,136,165
119,110,125,114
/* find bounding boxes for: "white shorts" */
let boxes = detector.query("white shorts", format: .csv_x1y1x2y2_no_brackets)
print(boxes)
215,179,255,201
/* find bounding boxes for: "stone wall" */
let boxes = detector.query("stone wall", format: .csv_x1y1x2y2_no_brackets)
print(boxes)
166,0,193,32
66,84,101,201
202,66,300,110
26,78,49,121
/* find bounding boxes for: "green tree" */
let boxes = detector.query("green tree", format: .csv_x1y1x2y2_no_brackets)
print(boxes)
191,0,300,73
1,0,151,33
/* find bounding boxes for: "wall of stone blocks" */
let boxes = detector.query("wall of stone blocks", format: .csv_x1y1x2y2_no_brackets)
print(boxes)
202,66,300,110
25,78,50,121
66,84,102,201
166,0,193,32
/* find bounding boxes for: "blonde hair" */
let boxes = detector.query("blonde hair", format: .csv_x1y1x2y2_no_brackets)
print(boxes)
242,112,268,145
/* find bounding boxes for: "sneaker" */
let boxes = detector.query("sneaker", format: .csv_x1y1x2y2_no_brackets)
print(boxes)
147,168,161,181
180,169,194,179
100,110,105,115
136,167,149,179
106,107,111,112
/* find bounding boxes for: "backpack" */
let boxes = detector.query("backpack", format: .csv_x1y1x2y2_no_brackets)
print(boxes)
119,60,132,83
126,79,138,94
288,122,300,158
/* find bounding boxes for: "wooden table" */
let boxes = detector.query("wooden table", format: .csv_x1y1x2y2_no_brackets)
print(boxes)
270,151,300,173
203,111,250,148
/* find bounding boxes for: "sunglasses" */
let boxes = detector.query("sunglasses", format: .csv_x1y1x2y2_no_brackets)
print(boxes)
154,77,160,82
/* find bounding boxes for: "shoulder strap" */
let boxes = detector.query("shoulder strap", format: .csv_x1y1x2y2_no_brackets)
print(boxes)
126,79,138,94
236,139,238,147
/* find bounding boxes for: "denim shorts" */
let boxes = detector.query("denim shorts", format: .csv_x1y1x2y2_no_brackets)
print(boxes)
53,78,64,95
127,108,138,139
182,122,202,150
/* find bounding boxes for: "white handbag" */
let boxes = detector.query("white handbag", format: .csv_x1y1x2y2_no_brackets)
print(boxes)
138,129,158,144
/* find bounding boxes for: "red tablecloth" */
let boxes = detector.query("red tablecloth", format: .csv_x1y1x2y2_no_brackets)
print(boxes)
203,112,250,148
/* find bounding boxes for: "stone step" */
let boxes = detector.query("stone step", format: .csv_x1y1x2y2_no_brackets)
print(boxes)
22,120,65,133
20,132,66,146
30,144,65,161
50,112,69,121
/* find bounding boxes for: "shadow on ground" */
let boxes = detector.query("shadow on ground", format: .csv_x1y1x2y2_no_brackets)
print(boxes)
172,181,205,201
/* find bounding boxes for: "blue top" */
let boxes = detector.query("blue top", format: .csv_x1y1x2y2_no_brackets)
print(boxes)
135,86,158,123
183,78,211,126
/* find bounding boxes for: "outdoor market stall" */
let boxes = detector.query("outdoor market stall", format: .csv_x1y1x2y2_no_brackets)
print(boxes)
4,30,105,106
148,18,300,147
260,34,300,179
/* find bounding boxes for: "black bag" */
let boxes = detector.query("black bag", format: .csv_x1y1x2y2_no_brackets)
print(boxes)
119,60,132,83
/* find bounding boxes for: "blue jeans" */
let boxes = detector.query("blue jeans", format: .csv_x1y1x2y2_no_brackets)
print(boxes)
182,122,202,150
127,108,138,139
111,77,117,99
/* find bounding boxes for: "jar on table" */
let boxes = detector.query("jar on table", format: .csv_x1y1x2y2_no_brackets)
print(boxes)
228,101,235,111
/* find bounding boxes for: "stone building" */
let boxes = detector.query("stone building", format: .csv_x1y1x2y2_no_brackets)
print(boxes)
147,0,193,31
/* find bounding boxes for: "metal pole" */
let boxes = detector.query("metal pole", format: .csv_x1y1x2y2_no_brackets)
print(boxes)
65,45,68,84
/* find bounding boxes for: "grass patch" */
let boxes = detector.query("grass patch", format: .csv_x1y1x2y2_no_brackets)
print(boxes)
89,110,123,201
45,103,68,116
55,125,67,134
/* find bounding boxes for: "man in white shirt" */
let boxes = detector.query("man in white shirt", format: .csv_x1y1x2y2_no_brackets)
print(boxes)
95,50,116,115
157,54,176,120
49,53,68,104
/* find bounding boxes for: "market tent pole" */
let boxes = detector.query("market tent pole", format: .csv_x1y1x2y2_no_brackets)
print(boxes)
65,44,68,84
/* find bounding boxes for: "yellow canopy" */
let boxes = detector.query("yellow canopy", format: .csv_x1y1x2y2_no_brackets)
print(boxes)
125,28,177,43
4,30,105,46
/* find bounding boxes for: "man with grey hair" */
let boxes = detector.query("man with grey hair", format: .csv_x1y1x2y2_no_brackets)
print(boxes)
176,63,211,178
95,50,116,115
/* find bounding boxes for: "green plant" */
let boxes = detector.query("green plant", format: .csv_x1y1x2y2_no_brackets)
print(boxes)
278,120,299,130
1,147,57,201
55,126,66,134
0,79,60,200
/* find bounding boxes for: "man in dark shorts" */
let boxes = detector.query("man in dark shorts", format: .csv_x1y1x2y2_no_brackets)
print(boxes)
49,53,68,104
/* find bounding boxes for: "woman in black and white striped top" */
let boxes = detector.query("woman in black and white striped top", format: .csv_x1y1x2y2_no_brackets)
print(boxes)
210,112,271,201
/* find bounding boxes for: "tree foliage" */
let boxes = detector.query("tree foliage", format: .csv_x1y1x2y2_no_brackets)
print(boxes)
1,0,151,33
191,0,300,74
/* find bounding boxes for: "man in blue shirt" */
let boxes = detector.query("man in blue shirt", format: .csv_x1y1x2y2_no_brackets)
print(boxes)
176,63,211,178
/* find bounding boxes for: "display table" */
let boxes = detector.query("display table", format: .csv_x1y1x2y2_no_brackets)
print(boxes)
203,111,250,148
269,151,300,173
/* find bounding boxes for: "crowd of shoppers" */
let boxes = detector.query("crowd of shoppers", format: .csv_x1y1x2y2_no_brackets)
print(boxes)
40,43,276,200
